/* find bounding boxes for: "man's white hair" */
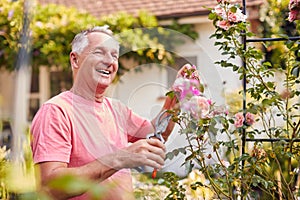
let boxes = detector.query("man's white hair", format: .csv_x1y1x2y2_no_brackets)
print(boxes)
71,25,114,54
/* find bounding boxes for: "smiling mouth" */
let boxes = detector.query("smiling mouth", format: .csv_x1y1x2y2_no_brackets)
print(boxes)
96,69,111,75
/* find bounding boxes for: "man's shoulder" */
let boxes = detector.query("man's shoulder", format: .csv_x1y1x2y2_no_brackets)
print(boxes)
31,92,72,126
105,97,128,110
46,91,72,106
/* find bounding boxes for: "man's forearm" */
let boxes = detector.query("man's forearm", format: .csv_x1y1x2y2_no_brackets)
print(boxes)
38,155,119,199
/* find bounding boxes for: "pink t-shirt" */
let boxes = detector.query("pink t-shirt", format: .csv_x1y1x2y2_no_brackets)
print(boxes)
31,91,154,200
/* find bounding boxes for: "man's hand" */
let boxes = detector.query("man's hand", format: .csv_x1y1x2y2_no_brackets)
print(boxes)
107,138,166,170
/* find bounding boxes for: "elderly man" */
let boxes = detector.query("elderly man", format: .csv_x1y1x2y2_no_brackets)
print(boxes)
31,26,191,199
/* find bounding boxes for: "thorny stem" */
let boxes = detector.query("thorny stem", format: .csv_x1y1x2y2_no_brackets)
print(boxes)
215,150,233,198
204,170,232,199
274,156,295,199
224,128,238,158
178,118,232,199
180,119,194,155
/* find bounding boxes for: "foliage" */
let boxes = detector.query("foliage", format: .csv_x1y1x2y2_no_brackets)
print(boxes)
259,0,300,73
133,172,169,200
160,0,300,199
0,0,100,71
0,0,23,70
5,128,36,195
0,146,9,199
0,0,198,77
32,3,100,71
160,172,186,200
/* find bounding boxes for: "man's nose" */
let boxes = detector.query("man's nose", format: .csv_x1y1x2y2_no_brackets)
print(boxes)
102,53,114,65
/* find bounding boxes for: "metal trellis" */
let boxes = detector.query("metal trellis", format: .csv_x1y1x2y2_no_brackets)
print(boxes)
241,1,300,146
241,0,300,198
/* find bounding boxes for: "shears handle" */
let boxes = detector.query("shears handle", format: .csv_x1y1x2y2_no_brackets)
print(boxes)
146,132,165,143
146,110,172,178
146,132,165,179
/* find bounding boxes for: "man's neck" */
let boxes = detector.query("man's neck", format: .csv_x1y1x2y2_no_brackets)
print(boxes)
95,93,105,103
70,87,106,103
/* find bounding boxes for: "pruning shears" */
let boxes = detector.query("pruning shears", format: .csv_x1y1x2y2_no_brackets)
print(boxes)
147,110,172,178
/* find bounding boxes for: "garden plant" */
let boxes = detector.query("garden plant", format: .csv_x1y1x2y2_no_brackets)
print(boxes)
158,0,300,199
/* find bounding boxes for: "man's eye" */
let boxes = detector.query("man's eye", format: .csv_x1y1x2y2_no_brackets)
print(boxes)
94,50,104,55
112,54,119,59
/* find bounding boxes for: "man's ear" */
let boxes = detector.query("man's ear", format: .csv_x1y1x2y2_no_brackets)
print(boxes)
70,52,79,69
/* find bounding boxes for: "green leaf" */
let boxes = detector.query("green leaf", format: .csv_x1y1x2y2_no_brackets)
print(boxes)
291,66,299,77
47,175,92,194
166,151,174,160
262,98,273,106
230,6,237,13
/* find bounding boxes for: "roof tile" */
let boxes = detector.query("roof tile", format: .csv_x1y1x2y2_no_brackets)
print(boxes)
38,0,263,19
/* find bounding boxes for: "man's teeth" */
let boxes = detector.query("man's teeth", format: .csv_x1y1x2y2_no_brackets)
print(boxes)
97,69,110,75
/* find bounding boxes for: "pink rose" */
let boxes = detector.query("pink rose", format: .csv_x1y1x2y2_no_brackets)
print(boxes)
288,9,300,22
289,0,300,21
191,86,201,96
245,112,255,126
225,110,229,115
234,112,244,128
207,99,212,105
228,11,238,22
181,64,200,82
216,20,231,30
214,5,225,17
180,100,194,115
229,10,247,23
172,77,201,101
189,96,210,119
289,0,300,10
172,77,189,100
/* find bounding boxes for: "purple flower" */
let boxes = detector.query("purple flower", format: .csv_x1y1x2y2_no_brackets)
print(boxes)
8,10,14,20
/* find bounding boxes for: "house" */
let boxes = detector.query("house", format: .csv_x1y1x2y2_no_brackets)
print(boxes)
0,0,263,175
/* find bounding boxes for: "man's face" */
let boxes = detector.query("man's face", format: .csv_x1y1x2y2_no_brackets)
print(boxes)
75,32,119,93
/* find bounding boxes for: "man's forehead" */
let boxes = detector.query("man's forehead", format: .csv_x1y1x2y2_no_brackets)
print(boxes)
88,32,119,46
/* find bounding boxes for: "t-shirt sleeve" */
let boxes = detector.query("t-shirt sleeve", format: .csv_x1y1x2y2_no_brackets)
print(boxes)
115,102,154,143
30,103,72,164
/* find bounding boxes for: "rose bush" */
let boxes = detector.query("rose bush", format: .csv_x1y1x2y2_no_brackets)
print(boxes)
160,0,300,199
163,64,256,199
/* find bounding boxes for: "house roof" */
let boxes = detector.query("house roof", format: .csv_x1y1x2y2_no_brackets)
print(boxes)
38,0,263,20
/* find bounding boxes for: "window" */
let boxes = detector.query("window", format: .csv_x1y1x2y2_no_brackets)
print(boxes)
50,69,72,97
28,70,40,121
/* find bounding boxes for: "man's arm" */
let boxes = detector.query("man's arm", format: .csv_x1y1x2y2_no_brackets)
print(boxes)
37,138,166,199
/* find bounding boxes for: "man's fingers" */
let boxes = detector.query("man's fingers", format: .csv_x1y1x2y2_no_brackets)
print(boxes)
147,138,166,150
148,152,165,165
117,139,167,169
